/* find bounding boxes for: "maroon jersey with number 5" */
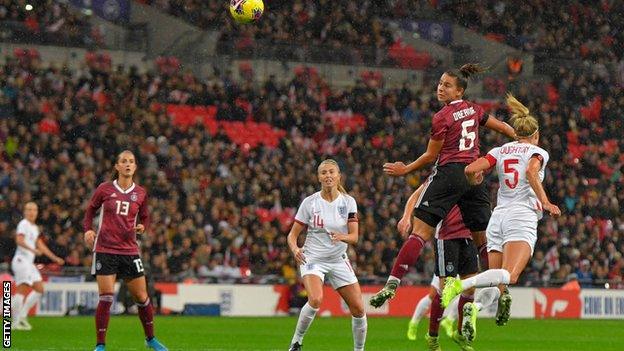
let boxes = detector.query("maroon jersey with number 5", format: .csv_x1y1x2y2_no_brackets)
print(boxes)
430,100,488,166
83,180,149,255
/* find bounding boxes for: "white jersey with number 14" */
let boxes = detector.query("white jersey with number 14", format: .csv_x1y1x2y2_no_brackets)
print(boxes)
485,141,549,216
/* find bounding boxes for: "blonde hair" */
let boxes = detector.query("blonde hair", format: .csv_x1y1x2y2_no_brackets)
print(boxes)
506,93,539,138
318,159,347,194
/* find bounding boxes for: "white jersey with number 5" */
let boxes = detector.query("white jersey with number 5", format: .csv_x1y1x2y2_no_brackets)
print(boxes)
485,141,549,217
294,192,358,262
13,219,40,264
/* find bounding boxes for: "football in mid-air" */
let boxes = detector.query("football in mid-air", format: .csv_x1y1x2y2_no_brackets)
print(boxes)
229,0,264,24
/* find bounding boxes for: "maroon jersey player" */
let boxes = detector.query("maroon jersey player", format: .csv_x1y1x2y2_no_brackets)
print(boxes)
382,64,515,270
371,183,480,347
83,150,168,351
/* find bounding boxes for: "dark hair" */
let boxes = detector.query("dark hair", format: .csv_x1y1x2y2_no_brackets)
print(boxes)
444,63,488,93
111,150,136,180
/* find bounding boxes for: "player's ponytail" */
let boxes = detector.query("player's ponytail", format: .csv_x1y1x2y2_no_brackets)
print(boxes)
506,93,539,138
318,159,348,194
445,63,488,94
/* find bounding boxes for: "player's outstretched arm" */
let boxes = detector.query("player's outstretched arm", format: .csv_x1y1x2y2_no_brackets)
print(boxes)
464,157,491,185
384,138,444,176
526,157,561,216
485,115,516,139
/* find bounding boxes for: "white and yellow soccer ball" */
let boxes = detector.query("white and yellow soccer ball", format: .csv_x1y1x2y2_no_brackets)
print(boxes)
229,0,264,24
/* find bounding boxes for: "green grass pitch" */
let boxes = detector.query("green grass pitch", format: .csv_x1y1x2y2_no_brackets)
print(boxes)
9,316,624,350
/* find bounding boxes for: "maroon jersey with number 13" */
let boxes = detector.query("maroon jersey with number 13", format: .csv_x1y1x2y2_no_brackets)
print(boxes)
83,180,149,255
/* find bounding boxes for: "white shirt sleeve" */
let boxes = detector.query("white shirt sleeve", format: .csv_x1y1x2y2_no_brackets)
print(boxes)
347,196,358,222
486,146,501,166
16,220,28,236
531,146,549,171
294,196,311,226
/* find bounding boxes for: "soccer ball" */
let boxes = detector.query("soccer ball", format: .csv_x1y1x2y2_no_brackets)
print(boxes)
229,0,264,24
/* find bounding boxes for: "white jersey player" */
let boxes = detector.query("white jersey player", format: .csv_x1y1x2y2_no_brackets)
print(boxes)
287,159,366,351
485,140,549,254
11,202,64,330
441,94,561,327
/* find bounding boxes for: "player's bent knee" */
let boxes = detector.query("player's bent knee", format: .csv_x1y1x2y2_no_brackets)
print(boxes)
308,296,323,308
351,309,365,318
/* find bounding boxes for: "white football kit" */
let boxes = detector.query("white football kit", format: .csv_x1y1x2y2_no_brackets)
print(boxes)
484,141,550,254
294,192,359,289
11,219,42,285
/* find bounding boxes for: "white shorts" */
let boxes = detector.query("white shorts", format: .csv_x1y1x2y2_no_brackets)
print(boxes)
11,257,42,286
299,255,358,289
486,206,538,255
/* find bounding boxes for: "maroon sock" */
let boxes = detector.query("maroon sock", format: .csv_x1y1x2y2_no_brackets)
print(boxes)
138,298,155,340
390,235,426,279
457,293,474,334
96,294,114,345
478,244,489,271
428,293,444,336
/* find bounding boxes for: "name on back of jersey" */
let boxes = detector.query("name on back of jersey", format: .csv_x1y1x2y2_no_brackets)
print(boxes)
452,106,476,121
500,144,531,155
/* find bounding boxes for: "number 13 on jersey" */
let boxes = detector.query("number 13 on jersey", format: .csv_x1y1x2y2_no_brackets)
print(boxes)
115,200,130,216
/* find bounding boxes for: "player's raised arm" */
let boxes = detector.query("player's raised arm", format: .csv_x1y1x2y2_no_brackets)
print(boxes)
464,157,493,185
384,138,444,176
484,114,516,139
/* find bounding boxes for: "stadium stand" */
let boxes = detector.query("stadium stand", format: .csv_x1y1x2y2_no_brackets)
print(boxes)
0,43,623,289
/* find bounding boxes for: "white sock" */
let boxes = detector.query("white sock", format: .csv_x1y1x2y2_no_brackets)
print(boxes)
443,295,460,320
462,269,510,290
291,302,318,344
388,275,401,285
352,315,367,351
20,291,42,319
12,293,25,322
474,287,501,311
411,295,432,323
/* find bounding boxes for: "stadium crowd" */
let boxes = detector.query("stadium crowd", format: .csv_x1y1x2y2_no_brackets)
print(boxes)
0,0,99,48
0,49,623,289
143,0,624,69
444,0,623,62
142,0,434,68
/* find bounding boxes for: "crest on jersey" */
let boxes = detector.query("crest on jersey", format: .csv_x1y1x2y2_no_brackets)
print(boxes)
338,205,347,218
130,193,138,202
446,262,454,273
